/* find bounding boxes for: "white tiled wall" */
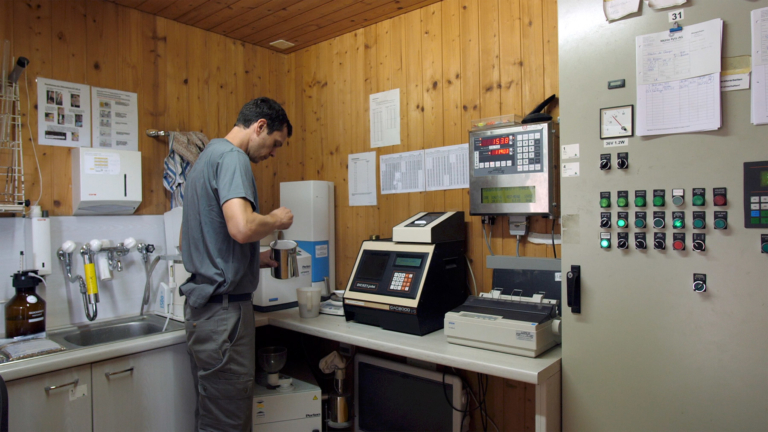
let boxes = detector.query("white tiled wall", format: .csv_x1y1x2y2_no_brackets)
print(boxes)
0,215,168,333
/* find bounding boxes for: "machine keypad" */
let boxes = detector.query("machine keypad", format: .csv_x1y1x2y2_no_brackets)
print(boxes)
389,271,414,292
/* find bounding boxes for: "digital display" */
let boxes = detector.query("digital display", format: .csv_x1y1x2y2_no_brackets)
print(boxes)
480,136,511,146
395,257,422,267
481,186,535,204
761,170,768,187
488,148,510,156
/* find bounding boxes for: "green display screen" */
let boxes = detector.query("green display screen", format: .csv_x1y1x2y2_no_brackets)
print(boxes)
395,257,422,267
761,170,768,187
481,186,535,204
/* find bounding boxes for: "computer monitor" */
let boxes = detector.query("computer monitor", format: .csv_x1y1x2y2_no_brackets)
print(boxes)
355,353,464,432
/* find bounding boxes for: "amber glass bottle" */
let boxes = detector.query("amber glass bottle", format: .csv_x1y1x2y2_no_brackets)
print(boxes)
5,271,46,338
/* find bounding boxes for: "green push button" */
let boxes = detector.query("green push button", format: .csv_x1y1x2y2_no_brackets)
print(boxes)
617,197,628,207
600,198,610,208
634,196,646,207
714,219,727,229
600,239,610,248
673,219,684,229
752,217,760,225
692,195,705,206
635,219,646,228
762,211,768,217
762,218,768,225
693,219,705,229
653,196,665,206
653,218,665,229
617,219,627,228
762,243,768,253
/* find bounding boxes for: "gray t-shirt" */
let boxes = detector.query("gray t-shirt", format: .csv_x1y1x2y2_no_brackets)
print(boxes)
180,139,260,308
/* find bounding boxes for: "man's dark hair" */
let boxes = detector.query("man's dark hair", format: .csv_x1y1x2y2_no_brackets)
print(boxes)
235,97,293,137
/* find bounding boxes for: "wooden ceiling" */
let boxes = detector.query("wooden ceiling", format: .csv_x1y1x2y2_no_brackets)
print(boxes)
108,0,442,53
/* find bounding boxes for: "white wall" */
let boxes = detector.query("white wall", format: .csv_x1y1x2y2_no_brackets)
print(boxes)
0,215,168,333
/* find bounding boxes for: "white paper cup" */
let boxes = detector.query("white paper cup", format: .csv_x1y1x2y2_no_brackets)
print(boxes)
297,286,322,318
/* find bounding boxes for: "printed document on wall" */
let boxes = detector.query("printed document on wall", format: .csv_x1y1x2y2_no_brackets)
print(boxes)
91,87,139,152
348,151,377,206
36,78,91,147
370,89,400,148
636,18,722,85
751,64,768,125
425,144,469,191
644,0,686,10
637,73,721,136
752,7,768,67
380,150,425,194
603,0,640,22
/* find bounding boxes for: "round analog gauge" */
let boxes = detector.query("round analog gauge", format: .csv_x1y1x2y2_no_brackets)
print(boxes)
600,105,634,139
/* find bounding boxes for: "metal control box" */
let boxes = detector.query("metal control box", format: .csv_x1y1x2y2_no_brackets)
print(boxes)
469,121,556,216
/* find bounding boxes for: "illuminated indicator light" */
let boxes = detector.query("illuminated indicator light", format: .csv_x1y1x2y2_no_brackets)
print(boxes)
600,198,610,208
653,196,665,206
673,219,684,229
617,219,627,228
617,197,628,207
673,240,685,250
600,239,610,248
635,196,646,207
635,219,646,228
693,219,705,229
692,195,705,206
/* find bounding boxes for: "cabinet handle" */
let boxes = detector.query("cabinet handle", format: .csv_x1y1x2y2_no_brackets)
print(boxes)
45,378,79,392
105,367,134,378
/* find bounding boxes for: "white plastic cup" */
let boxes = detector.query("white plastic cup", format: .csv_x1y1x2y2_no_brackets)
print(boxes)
297,286,322,318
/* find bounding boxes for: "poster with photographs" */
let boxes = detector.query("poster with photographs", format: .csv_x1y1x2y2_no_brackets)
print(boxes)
91,87,139,152
37,77,91,147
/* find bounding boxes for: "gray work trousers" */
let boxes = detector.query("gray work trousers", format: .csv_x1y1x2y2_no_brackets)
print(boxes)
185,296,255,432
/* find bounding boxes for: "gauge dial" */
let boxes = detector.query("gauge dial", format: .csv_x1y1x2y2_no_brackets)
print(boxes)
600,105,634,139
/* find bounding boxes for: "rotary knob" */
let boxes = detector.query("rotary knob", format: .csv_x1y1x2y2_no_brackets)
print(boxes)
599,159,611,170
693,281,707,293
600,217,611,228
692,240,706,252
654,238,666,250
616,158,628,169
635,238,647,250
617,239,628,249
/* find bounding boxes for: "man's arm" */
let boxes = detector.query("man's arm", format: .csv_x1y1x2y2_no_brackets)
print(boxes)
222,198,293,244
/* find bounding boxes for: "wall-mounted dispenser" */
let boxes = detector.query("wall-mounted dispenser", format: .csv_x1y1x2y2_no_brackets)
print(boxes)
72,148,142,215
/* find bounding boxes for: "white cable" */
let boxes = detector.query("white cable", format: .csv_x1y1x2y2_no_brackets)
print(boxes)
24,71,42,208
464,255,478,297
28,272,46,287
482,224,494,256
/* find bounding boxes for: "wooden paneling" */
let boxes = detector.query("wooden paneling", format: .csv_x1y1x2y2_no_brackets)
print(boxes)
280,1,559,429
107,0,443,54
5,0,283,216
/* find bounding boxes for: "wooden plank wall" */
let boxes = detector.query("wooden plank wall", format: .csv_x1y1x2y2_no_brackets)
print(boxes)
280,1,559,430
0,0,283,216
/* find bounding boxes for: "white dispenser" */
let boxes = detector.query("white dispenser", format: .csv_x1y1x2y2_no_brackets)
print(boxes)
72,148,142,215
28,206,52,275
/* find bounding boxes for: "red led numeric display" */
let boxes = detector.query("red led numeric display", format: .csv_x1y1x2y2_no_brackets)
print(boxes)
480,136,511,146
489,149,510,155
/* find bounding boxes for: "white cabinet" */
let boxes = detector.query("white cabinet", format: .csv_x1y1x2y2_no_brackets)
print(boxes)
6,364,92,432
91,343,196,432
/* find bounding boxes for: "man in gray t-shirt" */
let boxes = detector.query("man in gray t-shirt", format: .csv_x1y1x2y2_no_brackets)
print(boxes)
180,97,293,431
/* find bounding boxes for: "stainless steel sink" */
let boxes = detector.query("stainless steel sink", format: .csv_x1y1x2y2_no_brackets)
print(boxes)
47,314,184,349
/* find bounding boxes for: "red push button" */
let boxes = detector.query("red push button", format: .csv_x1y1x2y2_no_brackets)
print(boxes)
673,240,685,250
713,195,726,206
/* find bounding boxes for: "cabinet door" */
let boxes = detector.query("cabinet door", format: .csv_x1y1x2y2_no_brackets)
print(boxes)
92,343,196,432
6,364,92,432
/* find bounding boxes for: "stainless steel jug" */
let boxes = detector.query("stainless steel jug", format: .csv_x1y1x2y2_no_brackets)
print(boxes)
270,240,298,279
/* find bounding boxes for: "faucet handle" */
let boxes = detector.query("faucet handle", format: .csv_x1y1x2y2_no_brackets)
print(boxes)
89,239,103,252
124,237,137,249
60,240,76,254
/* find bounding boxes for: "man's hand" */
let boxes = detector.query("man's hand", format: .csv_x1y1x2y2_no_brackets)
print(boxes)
269,207,294,230
259,249,278,268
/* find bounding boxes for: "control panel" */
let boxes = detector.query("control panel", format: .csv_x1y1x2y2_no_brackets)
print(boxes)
744,161,768,228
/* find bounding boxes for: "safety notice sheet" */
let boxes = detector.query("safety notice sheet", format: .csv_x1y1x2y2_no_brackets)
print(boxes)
424,144,469,191
370,89,401,148
636,18,722,85
380,150,425,194
36,77,91,147
348,151,377,206
91,87,139,151
751,7,768,125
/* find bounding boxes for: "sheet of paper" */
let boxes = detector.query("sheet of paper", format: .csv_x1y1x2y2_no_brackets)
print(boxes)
561,144,580,160
36,77,91,147
562,162,580,178
752,7,768,67
370,89,400,148
424,144,469,191
91,87,139,151
644,0,686,10
603,0,640,22
751,64,768,125
348,151,377,206
636,19,722,85
637,73,721,136
380,150,425,194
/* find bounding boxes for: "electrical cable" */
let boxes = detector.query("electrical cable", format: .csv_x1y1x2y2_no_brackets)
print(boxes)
551,217,557,259
24,71,42,208
481,223,494,256
464,255,478,297
516,235,521,257
27,272,46,287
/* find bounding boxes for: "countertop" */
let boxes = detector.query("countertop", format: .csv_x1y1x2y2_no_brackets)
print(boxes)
254,309,561,385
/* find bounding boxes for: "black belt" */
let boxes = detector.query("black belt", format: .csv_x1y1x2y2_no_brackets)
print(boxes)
208,293,252,304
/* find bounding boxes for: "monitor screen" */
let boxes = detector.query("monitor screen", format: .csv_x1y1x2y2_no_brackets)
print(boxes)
357,252,390,280
356,355,462,432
